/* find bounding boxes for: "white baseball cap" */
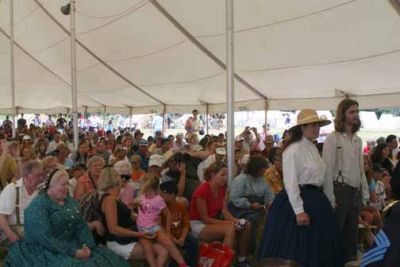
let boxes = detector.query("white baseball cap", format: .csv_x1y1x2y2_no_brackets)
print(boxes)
215,147,226,155
114,160,132,175
149,154,165,167
22,135,32,141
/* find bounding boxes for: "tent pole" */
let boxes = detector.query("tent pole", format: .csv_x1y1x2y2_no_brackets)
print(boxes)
103,105,107,129
264,100,269,133
129,107,133,131
206,103,209,135
70,0,79,151
10,0,16,138
162,104,166,135
226,0,235,186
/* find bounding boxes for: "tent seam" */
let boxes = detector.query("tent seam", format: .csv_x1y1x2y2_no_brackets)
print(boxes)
149,0,268,101
32,0,166,106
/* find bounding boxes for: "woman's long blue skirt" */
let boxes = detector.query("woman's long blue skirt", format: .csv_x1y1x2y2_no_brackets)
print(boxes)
258,187,344,267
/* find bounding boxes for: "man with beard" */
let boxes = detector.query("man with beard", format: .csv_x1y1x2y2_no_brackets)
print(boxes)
322,99,369,263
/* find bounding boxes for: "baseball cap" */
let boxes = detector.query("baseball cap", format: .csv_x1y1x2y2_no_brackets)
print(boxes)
235,136,244,142
139,139,148,146
216,147,226,155
116,146,128,152
23,135,32,141
160,181,178,195
372,163,385,173
149,154,164,167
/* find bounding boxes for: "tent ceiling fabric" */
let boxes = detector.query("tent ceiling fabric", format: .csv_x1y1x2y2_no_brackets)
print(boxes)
1,0,400,114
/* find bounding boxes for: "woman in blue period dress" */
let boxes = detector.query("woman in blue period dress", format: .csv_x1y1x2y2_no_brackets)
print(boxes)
258,109,344,267
4,169,129,267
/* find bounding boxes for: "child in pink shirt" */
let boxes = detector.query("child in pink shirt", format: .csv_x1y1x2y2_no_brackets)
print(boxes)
137,174,188,267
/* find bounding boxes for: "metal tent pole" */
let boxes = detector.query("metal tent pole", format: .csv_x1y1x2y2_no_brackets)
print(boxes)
10,0,16,138
226,0,235,185
162,105,166,135
70,0,79,151
265,100,269,134
206,103,209,135
129,107,133,131
103,105,107,129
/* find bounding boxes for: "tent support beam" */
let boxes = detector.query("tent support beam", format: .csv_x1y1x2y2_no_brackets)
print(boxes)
226,0,235,185
10,0,16,138
103,105,107,129
150,0,268,101
162,104,167,135
0,28,105,108
389,0,400,16
264,100,269,131
34,0,165,107
129,106,133,131
70,0,79,151
205,103,209,135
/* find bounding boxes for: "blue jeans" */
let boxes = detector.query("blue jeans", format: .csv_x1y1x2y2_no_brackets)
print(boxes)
168,235,198,267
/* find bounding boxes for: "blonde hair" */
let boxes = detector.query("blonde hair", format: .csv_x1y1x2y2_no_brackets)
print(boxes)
98,167,121,191
130,155,141,163
20,146,37,160
42,156,63,174
140,173,159,196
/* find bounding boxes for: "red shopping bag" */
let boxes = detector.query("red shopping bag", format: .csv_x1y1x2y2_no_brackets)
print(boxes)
198,242,234,267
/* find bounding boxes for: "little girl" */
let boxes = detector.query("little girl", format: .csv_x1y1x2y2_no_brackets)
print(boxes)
137,174,189,267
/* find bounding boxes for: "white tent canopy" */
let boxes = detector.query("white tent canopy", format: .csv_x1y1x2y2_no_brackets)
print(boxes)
1,0,400,114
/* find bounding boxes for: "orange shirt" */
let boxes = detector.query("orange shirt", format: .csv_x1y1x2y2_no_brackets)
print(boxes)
131,169,145,182
161,201,190,239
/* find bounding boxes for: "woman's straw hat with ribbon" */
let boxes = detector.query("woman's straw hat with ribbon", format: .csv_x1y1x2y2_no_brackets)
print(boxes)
290,109,331,129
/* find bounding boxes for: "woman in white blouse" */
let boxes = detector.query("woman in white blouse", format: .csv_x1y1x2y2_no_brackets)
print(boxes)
258,109,343,267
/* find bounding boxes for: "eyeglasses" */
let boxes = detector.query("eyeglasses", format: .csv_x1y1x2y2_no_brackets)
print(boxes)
121,174,131,181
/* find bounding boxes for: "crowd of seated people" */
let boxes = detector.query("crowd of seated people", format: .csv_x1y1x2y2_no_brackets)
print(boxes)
0,109,400,266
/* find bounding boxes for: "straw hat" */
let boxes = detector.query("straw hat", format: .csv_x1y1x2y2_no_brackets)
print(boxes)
291,109,331,129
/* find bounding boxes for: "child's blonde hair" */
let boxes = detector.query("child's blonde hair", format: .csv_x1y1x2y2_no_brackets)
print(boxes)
140,173,160,196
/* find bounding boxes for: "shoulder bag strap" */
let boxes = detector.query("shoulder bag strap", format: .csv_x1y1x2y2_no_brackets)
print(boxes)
88,173,97,190
335,132,345,183
15,186,21,225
